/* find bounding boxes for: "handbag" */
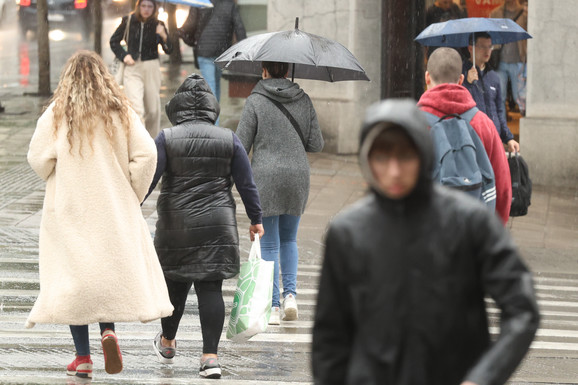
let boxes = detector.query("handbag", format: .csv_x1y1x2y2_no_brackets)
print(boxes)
226,234,274,342
111,14,131,86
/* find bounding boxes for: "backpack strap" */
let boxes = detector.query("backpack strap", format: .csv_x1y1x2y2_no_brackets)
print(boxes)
459,107,479,124
423,111,444,128
261,94,306,148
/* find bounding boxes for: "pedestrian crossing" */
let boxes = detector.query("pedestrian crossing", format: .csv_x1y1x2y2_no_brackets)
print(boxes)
0,200,571,366
1,233,578,383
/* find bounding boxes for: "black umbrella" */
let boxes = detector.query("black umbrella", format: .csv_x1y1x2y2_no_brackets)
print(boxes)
215,18,369,83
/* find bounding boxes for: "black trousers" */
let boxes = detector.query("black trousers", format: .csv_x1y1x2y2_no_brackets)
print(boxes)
161,278,224,354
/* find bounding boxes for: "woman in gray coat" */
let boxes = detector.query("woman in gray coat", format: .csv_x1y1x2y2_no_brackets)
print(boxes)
236,61,324,325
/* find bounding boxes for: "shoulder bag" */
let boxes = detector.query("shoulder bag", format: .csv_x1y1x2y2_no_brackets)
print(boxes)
111,14,131,86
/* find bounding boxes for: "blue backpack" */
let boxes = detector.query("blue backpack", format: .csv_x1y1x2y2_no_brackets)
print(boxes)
424,107,496,210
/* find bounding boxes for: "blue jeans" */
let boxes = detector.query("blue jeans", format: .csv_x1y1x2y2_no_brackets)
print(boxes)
70,323,114,356
497,61,524,120
197,56,222,102
261,215,301,308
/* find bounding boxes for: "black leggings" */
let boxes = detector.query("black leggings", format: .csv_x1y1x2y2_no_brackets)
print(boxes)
161,278,224,355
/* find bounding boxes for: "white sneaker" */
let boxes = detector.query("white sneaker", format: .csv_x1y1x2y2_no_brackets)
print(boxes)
282,294,298,321
269,307,280,325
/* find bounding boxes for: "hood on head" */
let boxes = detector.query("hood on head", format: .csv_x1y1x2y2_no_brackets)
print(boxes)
165,73,220,126
252,78,304,102
359,98,434,201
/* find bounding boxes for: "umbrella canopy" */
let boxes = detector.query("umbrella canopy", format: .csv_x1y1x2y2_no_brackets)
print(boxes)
214,20,369,82
161,0,213,7
415,17,531,47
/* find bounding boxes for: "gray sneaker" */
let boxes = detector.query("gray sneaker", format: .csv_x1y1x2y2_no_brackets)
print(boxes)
153,331,175,364
199,356,222,379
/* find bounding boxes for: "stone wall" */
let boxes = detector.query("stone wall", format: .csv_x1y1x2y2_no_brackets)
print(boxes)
521,0,578,187
267,0,381,153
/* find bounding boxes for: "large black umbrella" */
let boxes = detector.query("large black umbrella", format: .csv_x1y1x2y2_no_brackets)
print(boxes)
215,18,369,82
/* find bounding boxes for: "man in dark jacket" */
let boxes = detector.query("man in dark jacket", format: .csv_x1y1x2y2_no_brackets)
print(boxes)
145,74,264,379
312,99,539,385
463,32,520,153
179,0,246,102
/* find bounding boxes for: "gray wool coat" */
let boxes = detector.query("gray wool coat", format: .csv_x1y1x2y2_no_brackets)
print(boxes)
236,78,324,217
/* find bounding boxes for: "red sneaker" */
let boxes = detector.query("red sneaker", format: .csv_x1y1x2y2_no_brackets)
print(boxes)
66,355,93,378
101,329,123,374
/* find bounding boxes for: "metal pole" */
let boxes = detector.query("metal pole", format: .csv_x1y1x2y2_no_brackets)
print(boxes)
292,17,299,82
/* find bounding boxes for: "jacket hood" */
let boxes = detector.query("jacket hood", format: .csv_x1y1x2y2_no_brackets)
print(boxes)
251,78,305,102
165,73,220,126
417,83,477,116
359,98,434,203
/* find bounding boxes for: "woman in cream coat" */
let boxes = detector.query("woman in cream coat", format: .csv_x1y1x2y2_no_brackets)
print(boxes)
26,51,173,379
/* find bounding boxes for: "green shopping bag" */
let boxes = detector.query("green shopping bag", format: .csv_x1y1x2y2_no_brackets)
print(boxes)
226,234,274,342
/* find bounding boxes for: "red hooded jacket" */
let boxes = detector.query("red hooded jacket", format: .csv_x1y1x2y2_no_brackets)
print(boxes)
418,83,512,224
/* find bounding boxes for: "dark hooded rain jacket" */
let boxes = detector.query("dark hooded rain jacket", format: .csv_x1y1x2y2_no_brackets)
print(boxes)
312,99,540,385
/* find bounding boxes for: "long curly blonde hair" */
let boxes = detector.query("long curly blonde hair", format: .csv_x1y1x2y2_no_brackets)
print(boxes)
51,50,132,154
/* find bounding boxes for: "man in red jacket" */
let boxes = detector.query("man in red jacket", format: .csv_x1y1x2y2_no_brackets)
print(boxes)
418,47,512,224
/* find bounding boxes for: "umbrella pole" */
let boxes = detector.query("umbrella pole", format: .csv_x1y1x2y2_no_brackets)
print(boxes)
292,17,299,82
473,32,476,71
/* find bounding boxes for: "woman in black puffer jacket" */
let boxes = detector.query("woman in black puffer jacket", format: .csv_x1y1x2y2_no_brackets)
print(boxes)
109,0,172,138
145,74,264,379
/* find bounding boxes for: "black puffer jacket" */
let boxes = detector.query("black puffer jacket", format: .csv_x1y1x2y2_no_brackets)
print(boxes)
110,15,172,62
154,74,239,282
180,0,246,58
312,99,540,385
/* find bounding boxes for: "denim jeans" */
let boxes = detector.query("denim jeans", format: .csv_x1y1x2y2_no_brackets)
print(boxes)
70,323,115,356
497,61,524,121
261,215,301,308
197,56,222,102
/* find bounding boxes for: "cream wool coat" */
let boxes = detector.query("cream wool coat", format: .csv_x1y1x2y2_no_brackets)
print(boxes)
25,103,173,328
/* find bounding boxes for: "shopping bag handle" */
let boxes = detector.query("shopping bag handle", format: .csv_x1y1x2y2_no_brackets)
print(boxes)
248,234,261,262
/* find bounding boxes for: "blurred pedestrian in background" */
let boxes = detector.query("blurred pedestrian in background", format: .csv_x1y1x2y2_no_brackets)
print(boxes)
490,0,525,120
515,0,529,116
147,73,264,379
179,0,246,103
236,61,324,325
26,50,173,379
312,99,539,385
425,0,468,58
110,0,172,138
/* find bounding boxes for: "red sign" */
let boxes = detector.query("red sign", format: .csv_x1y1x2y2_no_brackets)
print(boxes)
465,0,502,18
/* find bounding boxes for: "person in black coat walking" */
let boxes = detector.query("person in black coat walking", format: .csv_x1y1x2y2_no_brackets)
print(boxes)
145,74,264,379
109,0,172,138
178,0,246,102
312,99,540,385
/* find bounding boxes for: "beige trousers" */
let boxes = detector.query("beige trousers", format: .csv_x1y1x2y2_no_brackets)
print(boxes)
123,59,161,138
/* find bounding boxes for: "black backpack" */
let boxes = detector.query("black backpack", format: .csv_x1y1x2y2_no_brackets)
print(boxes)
508,153,532,217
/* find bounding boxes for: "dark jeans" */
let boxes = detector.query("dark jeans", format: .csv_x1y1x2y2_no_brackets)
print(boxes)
69,323,115,356
161,278,224,354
